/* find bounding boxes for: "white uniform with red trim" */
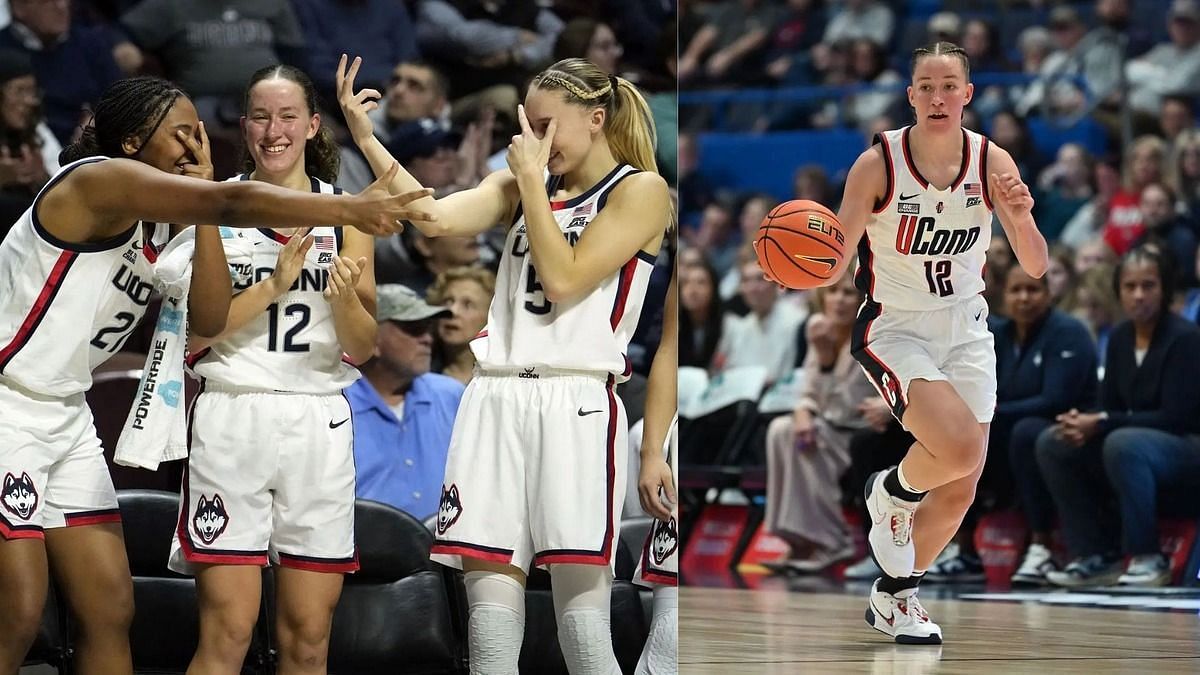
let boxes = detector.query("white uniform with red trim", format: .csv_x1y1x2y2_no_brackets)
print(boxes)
634,416,678,587
851,126,997,424
0,157,169,539
169,174,360,575
431,163,655,572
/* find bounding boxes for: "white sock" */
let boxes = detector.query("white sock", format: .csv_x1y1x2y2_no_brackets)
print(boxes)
635,585,678,675
550,564,622,675
896,463,923,494
465,570,526,675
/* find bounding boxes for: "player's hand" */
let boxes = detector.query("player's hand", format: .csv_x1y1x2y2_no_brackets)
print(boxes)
989,172,1034,217
507,104,556,180
324,255,366,306
176,121,213,181
336,54,381,146
268,230,314,296
346,163,437,236
792,407,816,450
638,455,676,522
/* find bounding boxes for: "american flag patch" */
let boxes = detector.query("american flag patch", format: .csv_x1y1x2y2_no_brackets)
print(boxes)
314,235,336,252
964,183,981,196
572,202,594,217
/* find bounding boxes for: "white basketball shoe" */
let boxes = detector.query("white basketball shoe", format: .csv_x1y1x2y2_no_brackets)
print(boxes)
865,578,943,645
865,470,918,579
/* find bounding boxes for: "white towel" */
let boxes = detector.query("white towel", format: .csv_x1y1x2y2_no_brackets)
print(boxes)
113,227,254,470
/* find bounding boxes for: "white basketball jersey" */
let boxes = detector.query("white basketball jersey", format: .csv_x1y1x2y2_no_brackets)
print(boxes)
190,175,359,394
472,164,654,381
856,126,993,312
0,156,169,397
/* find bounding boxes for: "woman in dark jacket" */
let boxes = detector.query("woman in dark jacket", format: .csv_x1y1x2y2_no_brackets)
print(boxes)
1037,246,1200,588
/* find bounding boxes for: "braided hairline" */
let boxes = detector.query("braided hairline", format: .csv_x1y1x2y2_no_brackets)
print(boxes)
537,74,612,102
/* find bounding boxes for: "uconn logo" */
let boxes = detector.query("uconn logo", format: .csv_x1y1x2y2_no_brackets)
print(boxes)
894,216,980,256
111,266,155,306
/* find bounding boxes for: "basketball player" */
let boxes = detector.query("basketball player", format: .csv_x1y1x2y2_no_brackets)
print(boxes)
0,76,429,671
172,65,375,675
827,43,1048,644
337,54,669,674
634,256,679,675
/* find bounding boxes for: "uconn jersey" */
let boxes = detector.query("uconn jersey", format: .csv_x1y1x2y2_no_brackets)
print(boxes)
473,164,654,381
190,175,357,394
857,127,994,311
0,157,168,396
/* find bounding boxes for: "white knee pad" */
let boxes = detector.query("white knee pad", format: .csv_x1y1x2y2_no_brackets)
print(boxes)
464,571,526,675
636,586,678,675
549,564,622,675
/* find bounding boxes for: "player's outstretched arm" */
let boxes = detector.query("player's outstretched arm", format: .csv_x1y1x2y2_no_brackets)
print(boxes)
638,264,678,522
508,105,668,303
336,54,516,239
825,145,885,286
324,227,378,364
988,143,1048,278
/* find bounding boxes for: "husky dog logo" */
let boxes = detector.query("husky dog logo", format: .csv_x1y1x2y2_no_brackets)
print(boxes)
437,484,463,534
651,517,678,565
192,494,229,544
2,472,38,520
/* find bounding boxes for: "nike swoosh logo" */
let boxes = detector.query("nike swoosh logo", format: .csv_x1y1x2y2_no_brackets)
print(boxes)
871,597,896,626
577,408,604,417
899,192,920,200
329,418,349,429
793,255,837,271
975,310,984,321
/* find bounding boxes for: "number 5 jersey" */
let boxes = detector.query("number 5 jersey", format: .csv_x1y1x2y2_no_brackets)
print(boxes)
473,164,656,382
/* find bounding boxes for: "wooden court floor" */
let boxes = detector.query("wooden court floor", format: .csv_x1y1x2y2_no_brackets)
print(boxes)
680,587,1200,673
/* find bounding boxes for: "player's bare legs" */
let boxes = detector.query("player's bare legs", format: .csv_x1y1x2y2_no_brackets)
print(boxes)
462,559,527,675
912,425,989,571
189,565,262,675
275,567,343,675
45,524,134,675
0,538,48,674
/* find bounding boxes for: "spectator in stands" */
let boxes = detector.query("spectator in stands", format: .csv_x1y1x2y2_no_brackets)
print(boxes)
718,196,776,304
687,200,735,274
1015,5,1122,118
1166,128,1200,217
677,0,783,86
984,234,1015,317
1075,238,1119,274
1062,261,1121,357
388,118,492,199
713,256,804,384
925,12,961,46
1131,183,1198,285
962,18,1011,119
761,0,825,86
843,38,901,131
368,60,451,144
680,252,724,370
928,264,1098,583
120,0,306,127
0,49,54,231
1102,135,1167,255
821,0,893,48
1061,155,1123,249
678,131,714,228
378,226,481,294
1125,0,1200,115
0,0,124,144
292,0,419,99
426,266,496,385
1045,243,1078,306
554,18,623,76
1035,142,1094,242
1158,95,1194,151
349,284,464,519
1008,26,1054,113
1038,247,1200,588
596,0,676,77
1095,0,1155,58
763,272,873,572
989,110,1043,180
793,164,833,206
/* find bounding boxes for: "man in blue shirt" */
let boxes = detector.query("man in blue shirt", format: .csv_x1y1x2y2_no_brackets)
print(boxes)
347,284,464,519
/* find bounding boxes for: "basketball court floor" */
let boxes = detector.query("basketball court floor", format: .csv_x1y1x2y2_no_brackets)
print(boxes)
680,578,1200,673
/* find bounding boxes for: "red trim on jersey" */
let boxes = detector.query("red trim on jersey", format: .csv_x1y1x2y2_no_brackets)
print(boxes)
873,133,895,214
860,307,908,415
431,543,514,563
175,465,269,566
950,130,971,192
473,329,488,340
609,257,638,330
0,250,77,371
64,509,122,527
278,551,360,573
0,514,43,540
259,228,293,245
980,137,994,211
185,347,210,369
900,127,928,189
601,375,618,561
534,552,610,565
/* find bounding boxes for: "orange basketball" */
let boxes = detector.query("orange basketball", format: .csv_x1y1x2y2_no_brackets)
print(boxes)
754,199,846,289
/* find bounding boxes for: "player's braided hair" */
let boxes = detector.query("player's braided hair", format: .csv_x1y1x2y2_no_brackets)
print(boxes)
531,58,658,173
60,77,185,164
912,41,971,80
240,64,340,184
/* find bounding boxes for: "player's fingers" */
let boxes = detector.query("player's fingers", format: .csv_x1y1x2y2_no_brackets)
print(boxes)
517,104,532,135
661,469,677,508
336,54,347,95
299,234,315,256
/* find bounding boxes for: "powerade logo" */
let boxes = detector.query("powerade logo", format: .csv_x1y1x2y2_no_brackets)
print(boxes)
158,380,182,408
157,306,183,334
